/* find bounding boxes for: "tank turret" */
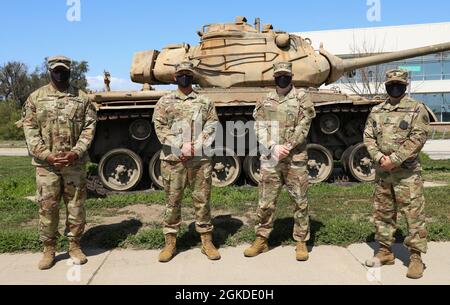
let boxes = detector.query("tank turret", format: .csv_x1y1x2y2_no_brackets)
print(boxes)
130,16,450,89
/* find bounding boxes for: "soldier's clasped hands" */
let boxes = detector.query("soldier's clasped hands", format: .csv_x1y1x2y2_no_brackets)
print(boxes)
180,142,195,162
46,152,79,169
272,145,291,161
380,155,395,172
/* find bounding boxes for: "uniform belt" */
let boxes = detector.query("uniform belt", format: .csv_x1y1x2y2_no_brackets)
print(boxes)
401,159,419,169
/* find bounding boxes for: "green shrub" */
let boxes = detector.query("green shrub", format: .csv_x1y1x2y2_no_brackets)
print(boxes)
0,100,24,141
125,228,165,249
314,217,374,246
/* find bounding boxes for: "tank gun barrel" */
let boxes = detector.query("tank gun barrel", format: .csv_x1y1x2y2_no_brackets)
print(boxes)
130,17,450,88
342,42,450,72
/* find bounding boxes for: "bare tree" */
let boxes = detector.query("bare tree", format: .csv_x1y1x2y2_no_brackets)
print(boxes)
342,35,392,98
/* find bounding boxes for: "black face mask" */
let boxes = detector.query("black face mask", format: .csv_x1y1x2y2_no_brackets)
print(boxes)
176,74,194,88
50,68,71,87
275,75,292,89
386,83,407,98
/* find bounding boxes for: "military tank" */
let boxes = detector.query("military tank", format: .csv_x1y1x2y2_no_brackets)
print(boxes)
87,16,448,192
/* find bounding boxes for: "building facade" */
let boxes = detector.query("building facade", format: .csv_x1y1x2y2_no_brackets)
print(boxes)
297,22,450,121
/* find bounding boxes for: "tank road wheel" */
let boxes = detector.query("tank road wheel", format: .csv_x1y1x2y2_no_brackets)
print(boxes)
319,113,341,135
243,155,261,185
340,145,354,172
345,143,376,182
148,150,164,190
129,119,152,141
211,147,242,188
306,144,334,184
98,149,143,192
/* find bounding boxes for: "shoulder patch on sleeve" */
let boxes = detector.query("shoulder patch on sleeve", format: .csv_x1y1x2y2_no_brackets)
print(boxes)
399,120,409,130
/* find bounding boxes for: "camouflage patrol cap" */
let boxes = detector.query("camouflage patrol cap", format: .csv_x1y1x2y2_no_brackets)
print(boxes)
273,62,292,75
385,69,409,85
175,61,195,74
47,55,72,70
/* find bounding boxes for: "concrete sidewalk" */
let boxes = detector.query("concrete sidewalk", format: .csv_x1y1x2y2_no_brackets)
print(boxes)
0,140,449,159
423,140,450,160
0,147,29,157
0,242,449,285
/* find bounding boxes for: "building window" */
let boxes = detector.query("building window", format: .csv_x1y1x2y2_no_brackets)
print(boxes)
443,60,450,80
411,93,450,122
424,61,442,81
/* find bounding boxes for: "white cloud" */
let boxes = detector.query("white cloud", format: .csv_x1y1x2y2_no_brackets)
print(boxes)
87,75,142,92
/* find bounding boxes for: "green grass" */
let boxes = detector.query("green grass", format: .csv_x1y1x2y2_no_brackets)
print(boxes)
0,155,449,252
86,192,165,210
421,152,450,171
0,156,36,198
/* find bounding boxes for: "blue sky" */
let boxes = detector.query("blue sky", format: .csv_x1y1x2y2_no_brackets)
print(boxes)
1,0,449,90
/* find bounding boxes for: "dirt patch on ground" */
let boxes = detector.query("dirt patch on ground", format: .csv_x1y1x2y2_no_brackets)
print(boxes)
212,209,251,226
89,214,134,228
118,204,165,225
86,204,166,229
23,202,253,232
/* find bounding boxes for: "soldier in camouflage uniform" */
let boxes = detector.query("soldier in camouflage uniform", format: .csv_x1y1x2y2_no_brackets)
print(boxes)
22,56,97,270
152,61,221,262
364,69,430,279
244,62,316,261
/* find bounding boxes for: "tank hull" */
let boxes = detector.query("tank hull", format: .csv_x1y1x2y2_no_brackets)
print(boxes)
87,87,401,192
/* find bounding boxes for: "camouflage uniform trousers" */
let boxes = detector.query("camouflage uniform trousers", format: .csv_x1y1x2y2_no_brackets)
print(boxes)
161,159,214,235
373,167,428,253
36,165,87,243
256,159,310,242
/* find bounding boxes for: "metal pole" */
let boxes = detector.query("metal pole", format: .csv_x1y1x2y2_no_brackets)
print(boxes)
441,93,445,122
408,73,412,97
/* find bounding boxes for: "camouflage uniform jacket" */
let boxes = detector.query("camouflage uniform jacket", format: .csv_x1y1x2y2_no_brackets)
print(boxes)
22,84,97,166
153,89,219,161
253,87,316,161
364,96,430,168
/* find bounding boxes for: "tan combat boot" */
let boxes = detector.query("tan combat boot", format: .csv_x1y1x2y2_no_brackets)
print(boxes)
296,242,309,261
365,244,395,267
38,241,56,270
407,251,424,279
159,233,177,263
244,236,269,257
201,233,221,260
69,241,88,265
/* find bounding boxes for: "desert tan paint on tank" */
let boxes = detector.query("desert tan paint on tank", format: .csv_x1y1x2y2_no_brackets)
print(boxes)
130,16,450,89
86,16,448,192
